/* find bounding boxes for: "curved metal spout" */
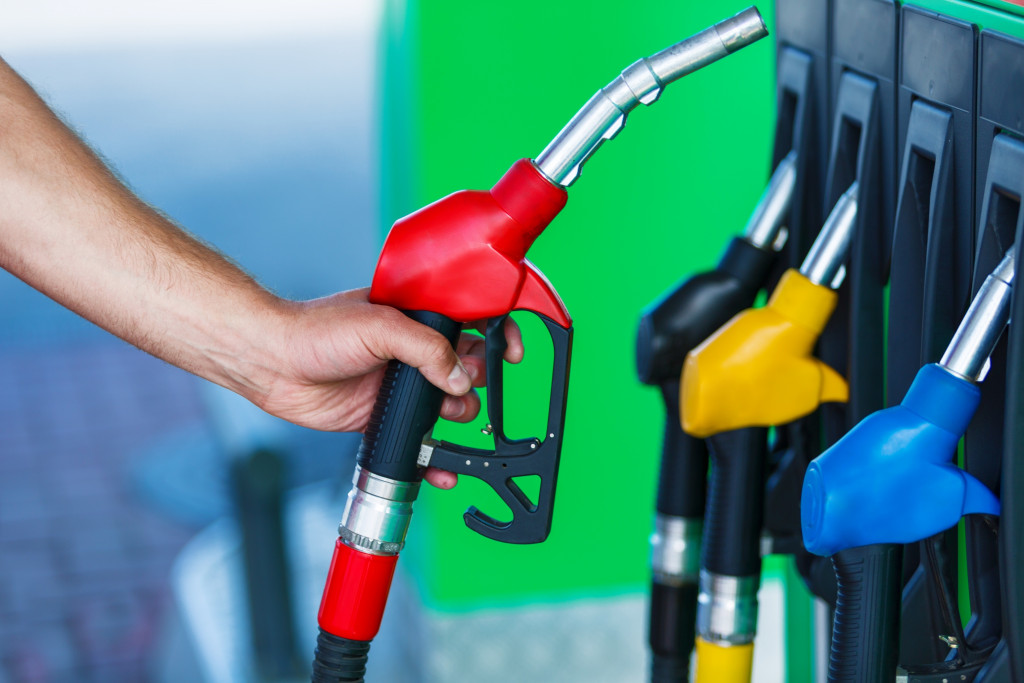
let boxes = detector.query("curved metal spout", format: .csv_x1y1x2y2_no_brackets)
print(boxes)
533,7,768,187
799,183,859,289
940,248,1015,383
742,151,798,251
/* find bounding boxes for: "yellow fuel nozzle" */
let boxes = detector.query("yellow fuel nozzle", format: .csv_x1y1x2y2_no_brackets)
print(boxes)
680,182,860,439
680,268,849,438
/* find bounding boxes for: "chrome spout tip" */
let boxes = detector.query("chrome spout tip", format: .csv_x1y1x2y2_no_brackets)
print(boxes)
716,7,769,54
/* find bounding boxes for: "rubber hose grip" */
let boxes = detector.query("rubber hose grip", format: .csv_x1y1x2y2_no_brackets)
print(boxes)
652,652,692,683
649,581,698,682
828,544,902,683
311,629,370,683
701,428,768,577
356,311,462,482
657,380,709,518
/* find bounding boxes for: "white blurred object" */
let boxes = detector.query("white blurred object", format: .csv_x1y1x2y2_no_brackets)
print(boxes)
0,0,380,52
200,383,292,458
163,482,788,683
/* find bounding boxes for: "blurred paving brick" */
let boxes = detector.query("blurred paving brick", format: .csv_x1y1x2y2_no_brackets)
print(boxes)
22,626,78,678
0,518,51,545
0,340,206,681
0,486,59,525
3,642,49,683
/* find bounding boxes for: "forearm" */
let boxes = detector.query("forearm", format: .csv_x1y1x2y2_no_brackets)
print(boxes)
0,57,286,399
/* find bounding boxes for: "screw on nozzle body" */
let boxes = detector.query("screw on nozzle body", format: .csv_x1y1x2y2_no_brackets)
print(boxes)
741,151,798,251
940,248,1015,383
533,7,768,187
798,183,859,289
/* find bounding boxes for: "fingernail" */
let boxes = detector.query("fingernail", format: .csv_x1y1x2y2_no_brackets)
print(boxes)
448,360,471,394
445,397,466,419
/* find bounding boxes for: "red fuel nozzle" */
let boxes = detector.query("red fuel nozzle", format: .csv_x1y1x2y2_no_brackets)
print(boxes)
370,159,571,328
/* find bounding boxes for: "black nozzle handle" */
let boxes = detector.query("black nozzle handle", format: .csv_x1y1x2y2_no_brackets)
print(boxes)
657,381,709,519
649,580,699,682
312,629,370,683
701,427,768,578
356,311,462,482
828,544,902,683
649,384,704,681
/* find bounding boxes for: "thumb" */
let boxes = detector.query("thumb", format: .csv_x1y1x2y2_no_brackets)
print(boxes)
373,310,472,395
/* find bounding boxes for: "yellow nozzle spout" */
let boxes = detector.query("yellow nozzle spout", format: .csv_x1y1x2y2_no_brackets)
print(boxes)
681,269,849,438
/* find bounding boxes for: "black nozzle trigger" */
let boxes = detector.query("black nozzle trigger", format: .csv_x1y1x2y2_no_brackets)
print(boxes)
427,312,573,544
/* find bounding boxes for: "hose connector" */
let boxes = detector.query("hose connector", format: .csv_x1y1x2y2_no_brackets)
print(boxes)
696,570,759,645
339,466,421,555
534,7,767,186
651,514,703,585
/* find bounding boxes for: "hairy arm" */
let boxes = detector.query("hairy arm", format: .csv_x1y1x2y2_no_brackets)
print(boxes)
0,58,520,487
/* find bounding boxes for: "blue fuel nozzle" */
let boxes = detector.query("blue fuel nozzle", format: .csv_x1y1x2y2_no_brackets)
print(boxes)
802,249,1014,556
801,363,1000,557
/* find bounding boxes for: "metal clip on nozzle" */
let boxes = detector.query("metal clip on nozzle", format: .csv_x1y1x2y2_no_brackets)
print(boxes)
534,7,768,186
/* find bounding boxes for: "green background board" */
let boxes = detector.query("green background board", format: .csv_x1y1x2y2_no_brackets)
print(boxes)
911,0,1024,30
379,0,778,611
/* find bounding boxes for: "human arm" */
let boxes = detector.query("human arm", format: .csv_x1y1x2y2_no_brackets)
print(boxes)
0,57,521,487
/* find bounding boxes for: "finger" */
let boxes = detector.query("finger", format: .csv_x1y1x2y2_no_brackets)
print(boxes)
371,308,471,395
440,390,481,423
460,356,486,388
456,331,486,357
502,317,524,363
424,467,458,489
463,318,524,364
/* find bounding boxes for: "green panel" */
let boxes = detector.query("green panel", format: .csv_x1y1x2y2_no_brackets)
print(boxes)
972,0,1024,19
777,555,817,683
908,0,1024,33
381,1,777,610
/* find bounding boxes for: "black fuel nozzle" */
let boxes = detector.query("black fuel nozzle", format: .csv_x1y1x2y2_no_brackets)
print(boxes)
637,151,795,682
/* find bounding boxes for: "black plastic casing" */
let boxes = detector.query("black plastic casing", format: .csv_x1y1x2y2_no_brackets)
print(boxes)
816,4,900,681
974,30,1024,681
702,428,768,578
889,7,980,669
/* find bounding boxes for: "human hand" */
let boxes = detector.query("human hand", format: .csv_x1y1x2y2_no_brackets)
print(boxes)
243,288,523,488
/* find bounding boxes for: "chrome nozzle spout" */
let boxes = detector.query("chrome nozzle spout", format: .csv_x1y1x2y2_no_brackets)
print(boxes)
533,7,768,187
742,151,798,251
799,183,860,289
940,249,1015,383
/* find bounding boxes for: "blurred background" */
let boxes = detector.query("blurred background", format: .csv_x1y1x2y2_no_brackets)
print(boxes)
0,1,781,681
